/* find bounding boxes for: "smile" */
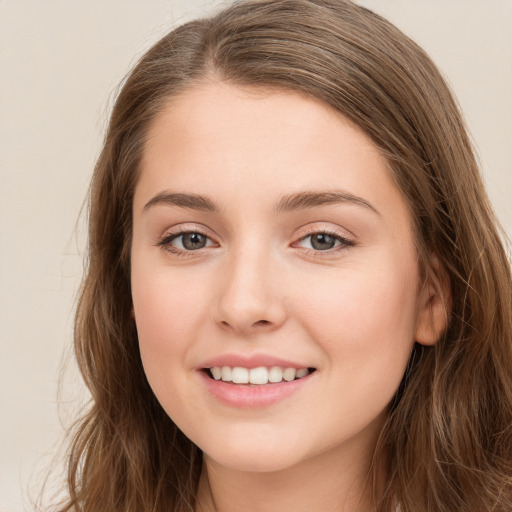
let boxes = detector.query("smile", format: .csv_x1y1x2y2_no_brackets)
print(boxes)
208,366,315,385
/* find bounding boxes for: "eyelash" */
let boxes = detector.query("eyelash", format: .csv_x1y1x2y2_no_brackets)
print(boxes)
156,227,355,258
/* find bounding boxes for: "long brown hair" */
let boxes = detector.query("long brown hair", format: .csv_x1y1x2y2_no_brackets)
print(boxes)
58,1,512,510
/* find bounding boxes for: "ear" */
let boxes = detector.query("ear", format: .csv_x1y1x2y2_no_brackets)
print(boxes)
415,255,452,346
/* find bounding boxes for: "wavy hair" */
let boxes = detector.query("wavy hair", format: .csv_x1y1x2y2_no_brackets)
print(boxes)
58,1,512,510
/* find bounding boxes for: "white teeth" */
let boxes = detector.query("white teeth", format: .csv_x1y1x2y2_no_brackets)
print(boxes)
283,368,296,381
221,366,232,382
296,368,309,378
249,367,268,385
268,366,283,383
211,367,222,380
209,365,312,385
232,367,249,384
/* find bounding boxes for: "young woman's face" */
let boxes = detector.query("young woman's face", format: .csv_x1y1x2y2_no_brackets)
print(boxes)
131,83,434,473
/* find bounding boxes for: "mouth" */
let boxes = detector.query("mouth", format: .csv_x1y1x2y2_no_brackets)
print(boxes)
204,366,316,385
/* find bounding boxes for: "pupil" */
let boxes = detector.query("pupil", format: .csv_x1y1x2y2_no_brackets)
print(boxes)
311,233,335,250
183,233,206,250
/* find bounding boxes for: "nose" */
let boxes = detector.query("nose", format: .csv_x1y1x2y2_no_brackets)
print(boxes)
214,243,287,335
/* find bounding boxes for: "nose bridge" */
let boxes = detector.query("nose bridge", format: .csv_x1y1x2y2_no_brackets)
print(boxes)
215,234,285,333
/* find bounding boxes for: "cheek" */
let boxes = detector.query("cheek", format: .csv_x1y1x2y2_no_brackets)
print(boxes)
131,268,209,381
131,268,215,429
295,253,419,374
293,258,419,435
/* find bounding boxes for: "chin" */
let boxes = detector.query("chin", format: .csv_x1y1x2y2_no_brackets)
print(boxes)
204,447,299,473
196,426,305,473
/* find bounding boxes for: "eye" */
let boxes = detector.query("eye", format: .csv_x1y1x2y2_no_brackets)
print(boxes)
295,231,354,252
158,230,216,253
175,232,209,250
304,233,338,251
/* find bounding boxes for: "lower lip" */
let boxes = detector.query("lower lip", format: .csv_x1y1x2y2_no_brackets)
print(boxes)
200,371,313,408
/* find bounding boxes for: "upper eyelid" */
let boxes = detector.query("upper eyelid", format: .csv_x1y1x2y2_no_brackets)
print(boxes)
165,227,210,238
294,223,355,242
160,223,215,239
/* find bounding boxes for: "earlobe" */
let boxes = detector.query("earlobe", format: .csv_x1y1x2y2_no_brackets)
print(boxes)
414,257,452,346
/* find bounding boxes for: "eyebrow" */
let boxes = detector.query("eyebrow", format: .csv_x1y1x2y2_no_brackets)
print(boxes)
143,189,379,216
273,190,380,215
144,192,218,212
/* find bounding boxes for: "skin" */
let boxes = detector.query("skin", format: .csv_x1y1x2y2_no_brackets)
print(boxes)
131,82,446,511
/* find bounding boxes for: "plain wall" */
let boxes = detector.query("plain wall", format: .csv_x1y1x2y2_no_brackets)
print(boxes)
1,1,510,510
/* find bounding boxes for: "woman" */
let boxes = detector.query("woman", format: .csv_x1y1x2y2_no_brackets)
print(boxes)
59,0,512,510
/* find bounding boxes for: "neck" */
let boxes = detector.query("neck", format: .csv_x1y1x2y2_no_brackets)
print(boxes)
195,436,384,512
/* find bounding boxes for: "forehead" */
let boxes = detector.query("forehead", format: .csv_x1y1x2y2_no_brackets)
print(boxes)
136,82,410,228
142,82,377,168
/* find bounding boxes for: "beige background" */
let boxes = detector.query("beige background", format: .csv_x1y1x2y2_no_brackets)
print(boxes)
1,1,511,510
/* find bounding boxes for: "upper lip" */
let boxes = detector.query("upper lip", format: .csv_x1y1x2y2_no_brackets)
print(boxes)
199,353,313,370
